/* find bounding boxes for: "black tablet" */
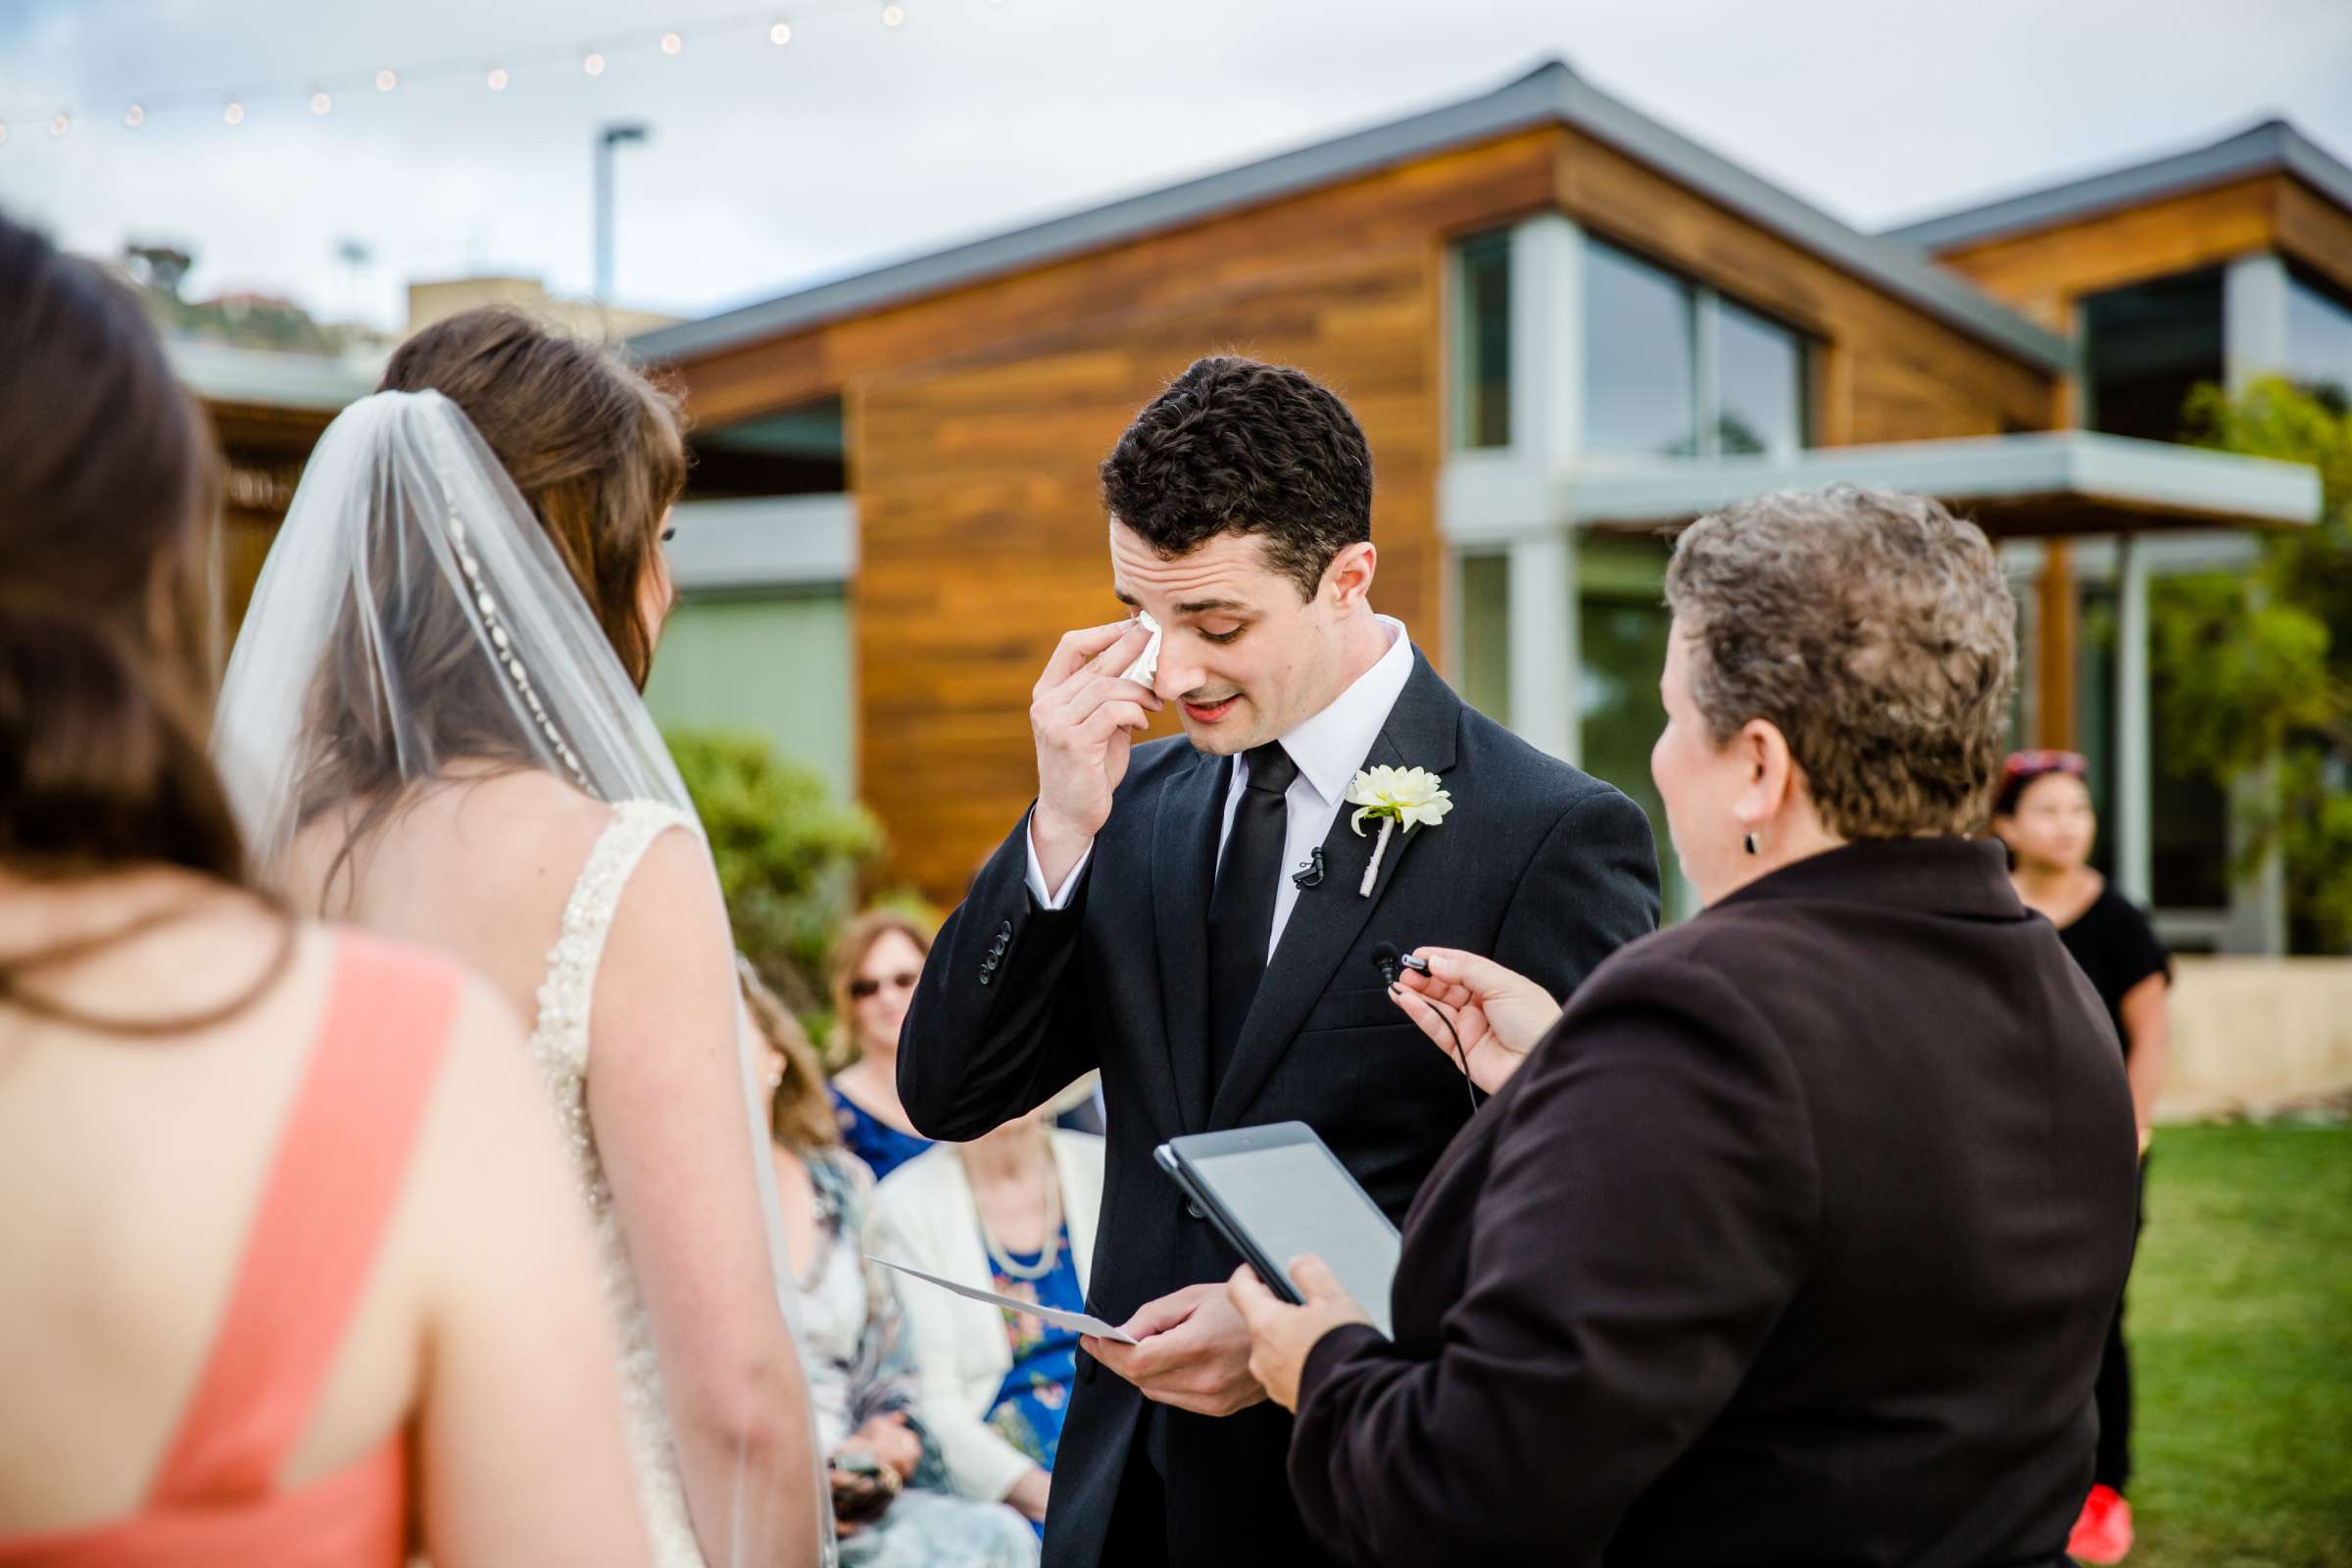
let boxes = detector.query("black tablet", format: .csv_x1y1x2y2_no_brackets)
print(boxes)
1154,1121,1398,1337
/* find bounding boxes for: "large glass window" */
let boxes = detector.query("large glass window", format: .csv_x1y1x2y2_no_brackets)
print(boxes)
1456,232,1513,449
1578,538,1690,923
1583,237,1808,460
2082,270,2225,443
1455,553,1511,723
689,397,848,497
2285,267,2352,406
1584,241,1697,457
1715,298,1808,456
1452,538,1692,921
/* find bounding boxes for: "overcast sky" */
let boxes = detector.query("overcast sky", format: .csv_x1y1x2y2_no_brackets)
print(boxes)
4,0,2349,332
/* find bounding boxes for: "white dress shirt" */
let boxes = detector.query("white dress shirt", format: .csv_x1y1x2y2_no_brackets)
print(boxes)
1026,615,1415,959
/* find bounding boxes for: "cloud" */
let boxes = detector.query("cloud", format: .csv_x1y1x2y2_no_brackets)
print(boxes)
4,0,2348,330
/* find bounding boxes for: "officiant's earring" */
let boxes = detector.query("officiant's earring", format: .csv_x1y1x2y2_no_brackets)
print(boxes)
1743,831,1762,857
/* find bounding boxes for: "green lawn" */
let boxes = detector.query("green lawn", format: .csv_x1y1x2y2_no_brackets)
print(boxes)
2127,1124,2352,1566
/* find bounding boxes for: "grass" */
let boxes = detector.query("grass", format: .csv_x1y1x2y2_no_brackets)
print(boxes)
2126,1123,2352,1566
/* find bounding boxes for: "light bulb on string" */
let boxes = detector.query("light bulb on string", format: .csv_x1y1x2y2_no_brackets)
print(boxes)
310,90,331,115
49,112,69,138
882,4,905,26
583,52,607,75
486,67,510,91
223,101,245,125
124,104,146,127
375,69,397,92
769,20,792,43
661,31,684,55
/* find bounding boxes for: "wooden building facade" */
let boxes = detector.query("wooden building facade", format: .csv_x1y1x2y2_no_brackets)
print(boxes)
635,63,2327,923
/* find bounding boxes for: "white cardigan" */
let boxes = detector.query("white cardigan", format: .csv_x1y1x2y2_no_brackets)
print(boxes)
866,1130,1105,1505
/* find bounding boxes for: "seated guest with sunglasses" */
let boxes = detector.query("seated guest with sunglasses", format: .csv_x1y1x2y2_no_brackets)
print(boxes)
829,911,939,1181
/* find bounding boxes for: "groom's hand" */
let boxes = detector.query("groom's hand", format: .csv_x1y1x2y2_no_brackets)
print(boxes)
1030,618,1161,889
1081,1282,1267,1417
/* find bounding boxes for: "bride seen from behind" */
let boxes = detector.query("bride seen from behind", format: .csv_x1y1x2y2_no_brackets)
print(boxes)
213,309,825,1568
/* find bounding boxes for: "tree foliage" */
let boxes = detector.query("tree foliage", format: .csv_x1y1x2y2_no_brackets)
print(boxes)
665,727,885,1018
2158,377,2352,950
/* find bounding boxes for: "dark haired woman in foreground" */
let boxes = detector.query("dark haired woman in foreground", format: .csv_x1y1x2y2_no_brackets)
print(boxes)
0,215,648,1564
1235,487,2140,1566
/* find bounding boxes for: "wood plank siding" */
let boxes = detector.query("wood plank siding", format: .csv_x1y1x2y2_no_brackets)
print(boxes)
1929,172,2352,330
664,126,2063,903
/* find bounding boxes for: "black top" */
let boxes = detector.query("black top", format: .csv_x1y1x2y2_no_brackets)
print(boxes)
900,649,1661,1568
1290,837,2140,1568
2056,883,2172,1060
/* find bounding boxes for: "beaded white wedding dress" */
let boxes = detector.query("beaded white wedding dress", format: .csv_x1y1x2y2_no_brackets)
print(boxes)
528,799,709,1566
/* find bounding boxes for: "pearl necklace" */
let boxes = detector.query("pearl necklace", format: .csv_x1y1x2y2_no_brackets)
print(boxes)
970,1137,1062,1283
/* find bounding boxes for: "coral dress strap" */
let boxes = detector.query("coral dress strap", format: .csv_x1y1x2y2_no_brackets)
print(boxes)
145,933,460,1507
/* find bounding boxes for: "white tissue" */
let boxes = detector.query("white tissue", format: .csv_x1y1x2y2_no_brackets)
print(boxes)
1119,611,1163,688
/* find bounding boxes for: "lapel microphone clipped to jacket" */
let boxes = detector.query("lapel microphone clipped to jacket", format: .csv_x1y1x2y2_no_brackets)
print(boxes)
1372,942,1481,1117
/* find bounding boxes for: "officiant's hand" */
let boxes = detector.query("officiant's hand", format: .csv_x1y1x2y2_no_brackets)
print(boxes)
1082,1281,1267,1417
1389,948,1562,1093
1031,619,1162,888
1228,1256,1375,1413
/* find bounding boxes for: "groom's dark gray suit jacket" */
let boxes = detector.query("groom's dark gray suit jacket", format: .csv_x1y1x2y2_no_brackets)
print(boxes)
899,650,1659,1568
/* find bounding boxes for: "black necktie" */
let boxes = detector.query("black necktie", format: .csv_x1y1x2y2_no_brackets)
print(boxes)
1204,742,1298,1091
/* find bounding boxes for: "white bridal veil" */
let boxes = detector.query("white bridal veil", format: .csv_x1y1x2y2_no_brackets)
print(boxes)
213,389,833,1563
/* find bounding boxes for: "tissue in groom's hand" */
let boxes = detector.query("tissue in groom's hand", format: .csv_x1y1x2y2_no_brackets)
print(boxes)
1120,611,1163,689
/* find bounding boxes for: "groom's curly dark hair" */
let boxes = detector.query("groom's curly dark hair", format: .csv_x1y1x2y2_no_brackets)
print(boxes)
1101,355,1374,601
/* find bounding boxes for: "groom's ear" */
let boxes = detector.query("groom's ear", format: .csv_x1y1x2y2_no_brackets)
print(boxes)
1320,542,1378,612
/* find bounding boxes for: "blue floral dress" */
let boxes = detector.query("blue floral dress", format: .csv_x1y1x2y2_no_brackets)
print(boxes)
982,1225,1084,1537
791,1149,1035,1567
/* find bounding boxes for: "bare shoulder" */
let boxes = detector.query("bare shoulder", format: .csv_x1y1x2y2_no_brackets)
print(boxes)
433,768,618,864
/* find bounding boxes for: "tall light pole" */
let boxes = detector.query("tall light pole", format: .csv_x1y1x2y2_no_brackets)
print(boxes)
594,122,650,305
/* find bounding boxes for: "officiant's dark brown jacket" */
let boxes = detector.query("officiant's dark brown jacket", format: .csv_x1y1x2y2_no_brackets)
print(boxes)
1290,836,2139,1568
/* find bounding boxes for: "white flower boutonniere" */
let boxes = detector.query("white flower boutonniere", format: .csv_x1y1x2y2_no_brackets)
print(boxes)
1345,764,1452,896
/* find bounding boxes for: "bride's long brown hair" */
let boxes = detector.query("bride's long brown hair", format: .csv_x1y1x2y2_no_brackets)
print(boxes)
0,212,286,1032
291,308,690,906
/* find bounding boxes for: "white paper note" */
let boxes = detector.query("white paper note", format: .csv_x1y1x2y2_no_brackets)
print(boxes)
867,1256,1140,1344
1118,611,1162,689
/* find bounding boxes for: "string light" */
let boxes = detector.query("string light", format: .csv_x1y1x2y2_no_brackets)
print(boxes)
2,3,1009,142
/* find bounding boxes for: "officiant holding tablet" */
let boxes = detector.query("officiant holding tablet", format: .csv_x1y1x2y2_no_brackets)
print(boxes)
897,355,1659,1568
1230,486,2142,1568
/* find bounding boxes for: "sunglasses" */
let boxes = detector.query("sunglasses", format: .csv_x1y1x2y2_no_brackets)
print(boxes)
849,970,920,1002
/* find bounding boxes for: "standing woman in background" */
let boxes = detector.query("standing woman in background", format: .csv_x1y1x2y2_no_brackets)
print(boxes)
1992,750,2172,1566
0,212,648,1567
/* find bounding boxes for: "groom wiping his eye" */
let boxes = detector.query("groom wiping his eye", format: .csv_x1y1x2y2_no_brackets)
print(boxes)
899,355,1660,1568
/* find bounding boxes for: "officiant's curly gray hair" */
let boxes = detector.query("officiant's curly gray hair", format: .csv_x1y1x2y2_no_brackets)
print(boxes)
1663,485,2016,840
